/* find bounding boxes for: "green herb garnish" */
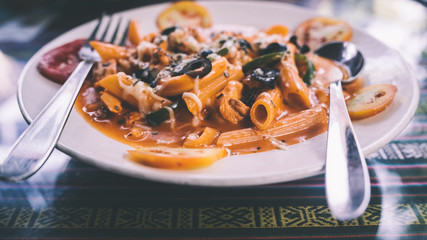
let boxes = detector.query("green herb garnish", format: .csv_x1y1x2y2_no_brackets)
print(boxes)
294,53,315,86
146,102,179,126
242,51,285,74
217,48,229,56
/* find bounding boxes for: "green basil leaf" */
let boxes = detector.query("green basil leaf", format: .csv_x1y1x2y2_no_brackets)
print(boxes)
146,101,179,126
217,48,229,56
295,53,315,86
303,60,315,86
242,51,285,74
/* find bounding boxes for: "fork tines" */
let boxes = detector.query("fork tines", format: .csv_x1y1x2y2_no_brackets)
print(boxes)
79,14,129,62
85,14,128,48
96,15,129,46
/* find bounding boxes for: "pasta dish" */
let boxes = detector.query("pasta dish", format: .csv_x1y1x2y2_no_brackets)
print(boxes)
37,1,397,169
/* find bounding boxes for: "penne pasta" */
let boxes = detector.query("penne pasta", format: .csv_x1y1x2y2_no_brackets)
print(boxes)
183,61,244,118
155,74,195,97
250,87,284,130
100,91,123,113
217,106,328,148
128,19,143,46
95,74,132,98
183,127,221,147
90,41,127,62
157,57,228,97
95,73,172,114
197,57,229,90
278,44,312,109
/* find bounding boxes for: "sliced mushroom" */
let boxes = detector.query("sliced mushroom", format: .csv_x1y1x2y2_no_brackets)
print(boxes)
217,81,249,124
219,97,249,124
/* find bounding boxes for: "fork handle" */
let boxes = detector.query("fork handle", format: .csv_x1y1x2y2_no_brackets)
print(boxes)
0,60,93,181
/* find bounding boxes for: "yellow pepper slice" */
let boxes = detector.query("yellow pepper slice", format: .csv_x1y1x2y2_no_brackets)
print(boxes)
156,1,212,30
128,147,227,169
264,24,289,36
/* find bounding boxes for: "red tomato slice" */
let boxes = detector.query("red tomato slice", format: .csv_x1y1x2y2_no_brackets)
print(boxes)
37,39,85,84
128,147,228,169
347,84,397,120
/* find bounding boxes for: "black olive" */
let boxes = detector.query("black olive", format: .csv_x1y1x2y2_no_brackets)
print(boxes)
260,42,287,55
171,62,187,76
133,67,155,86
299,44,311,54
200,49,213,58
161,26,178,36
184,58,212,78
289,35,311,54
238,38,253,53
171,58,197,76
289,35,300,48
242,87,260,107
172,58,212,79
250,68,279,89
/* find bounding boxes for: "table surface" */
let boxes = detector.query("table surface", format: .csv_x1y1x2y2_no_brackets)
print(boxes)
0,0,426,239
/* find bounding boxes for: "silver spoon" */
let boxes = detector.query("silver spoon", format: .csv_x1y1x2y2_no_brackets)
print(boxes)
314,41,370,221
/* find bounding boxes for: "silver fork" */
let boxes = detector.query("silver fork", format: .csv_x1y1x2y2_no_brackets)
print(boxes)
0,15,129,181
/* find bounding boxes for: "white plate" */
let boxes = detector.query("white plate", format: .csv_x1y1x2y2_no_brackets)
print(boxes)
17,1,419,186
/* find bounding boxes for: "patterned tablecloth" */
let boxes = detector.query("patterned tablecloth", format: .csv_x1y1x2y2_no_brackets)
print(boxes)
0,0,426,239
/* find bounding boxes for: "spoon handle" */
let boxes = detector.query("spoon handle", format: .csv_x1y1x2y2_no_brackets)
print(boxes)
325,80,371,220
0,61,93,181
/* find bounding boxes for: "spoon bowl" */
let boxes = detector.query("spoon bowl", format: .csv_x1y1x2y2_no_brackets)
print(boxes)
314,41,370,221
315,41,365,82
